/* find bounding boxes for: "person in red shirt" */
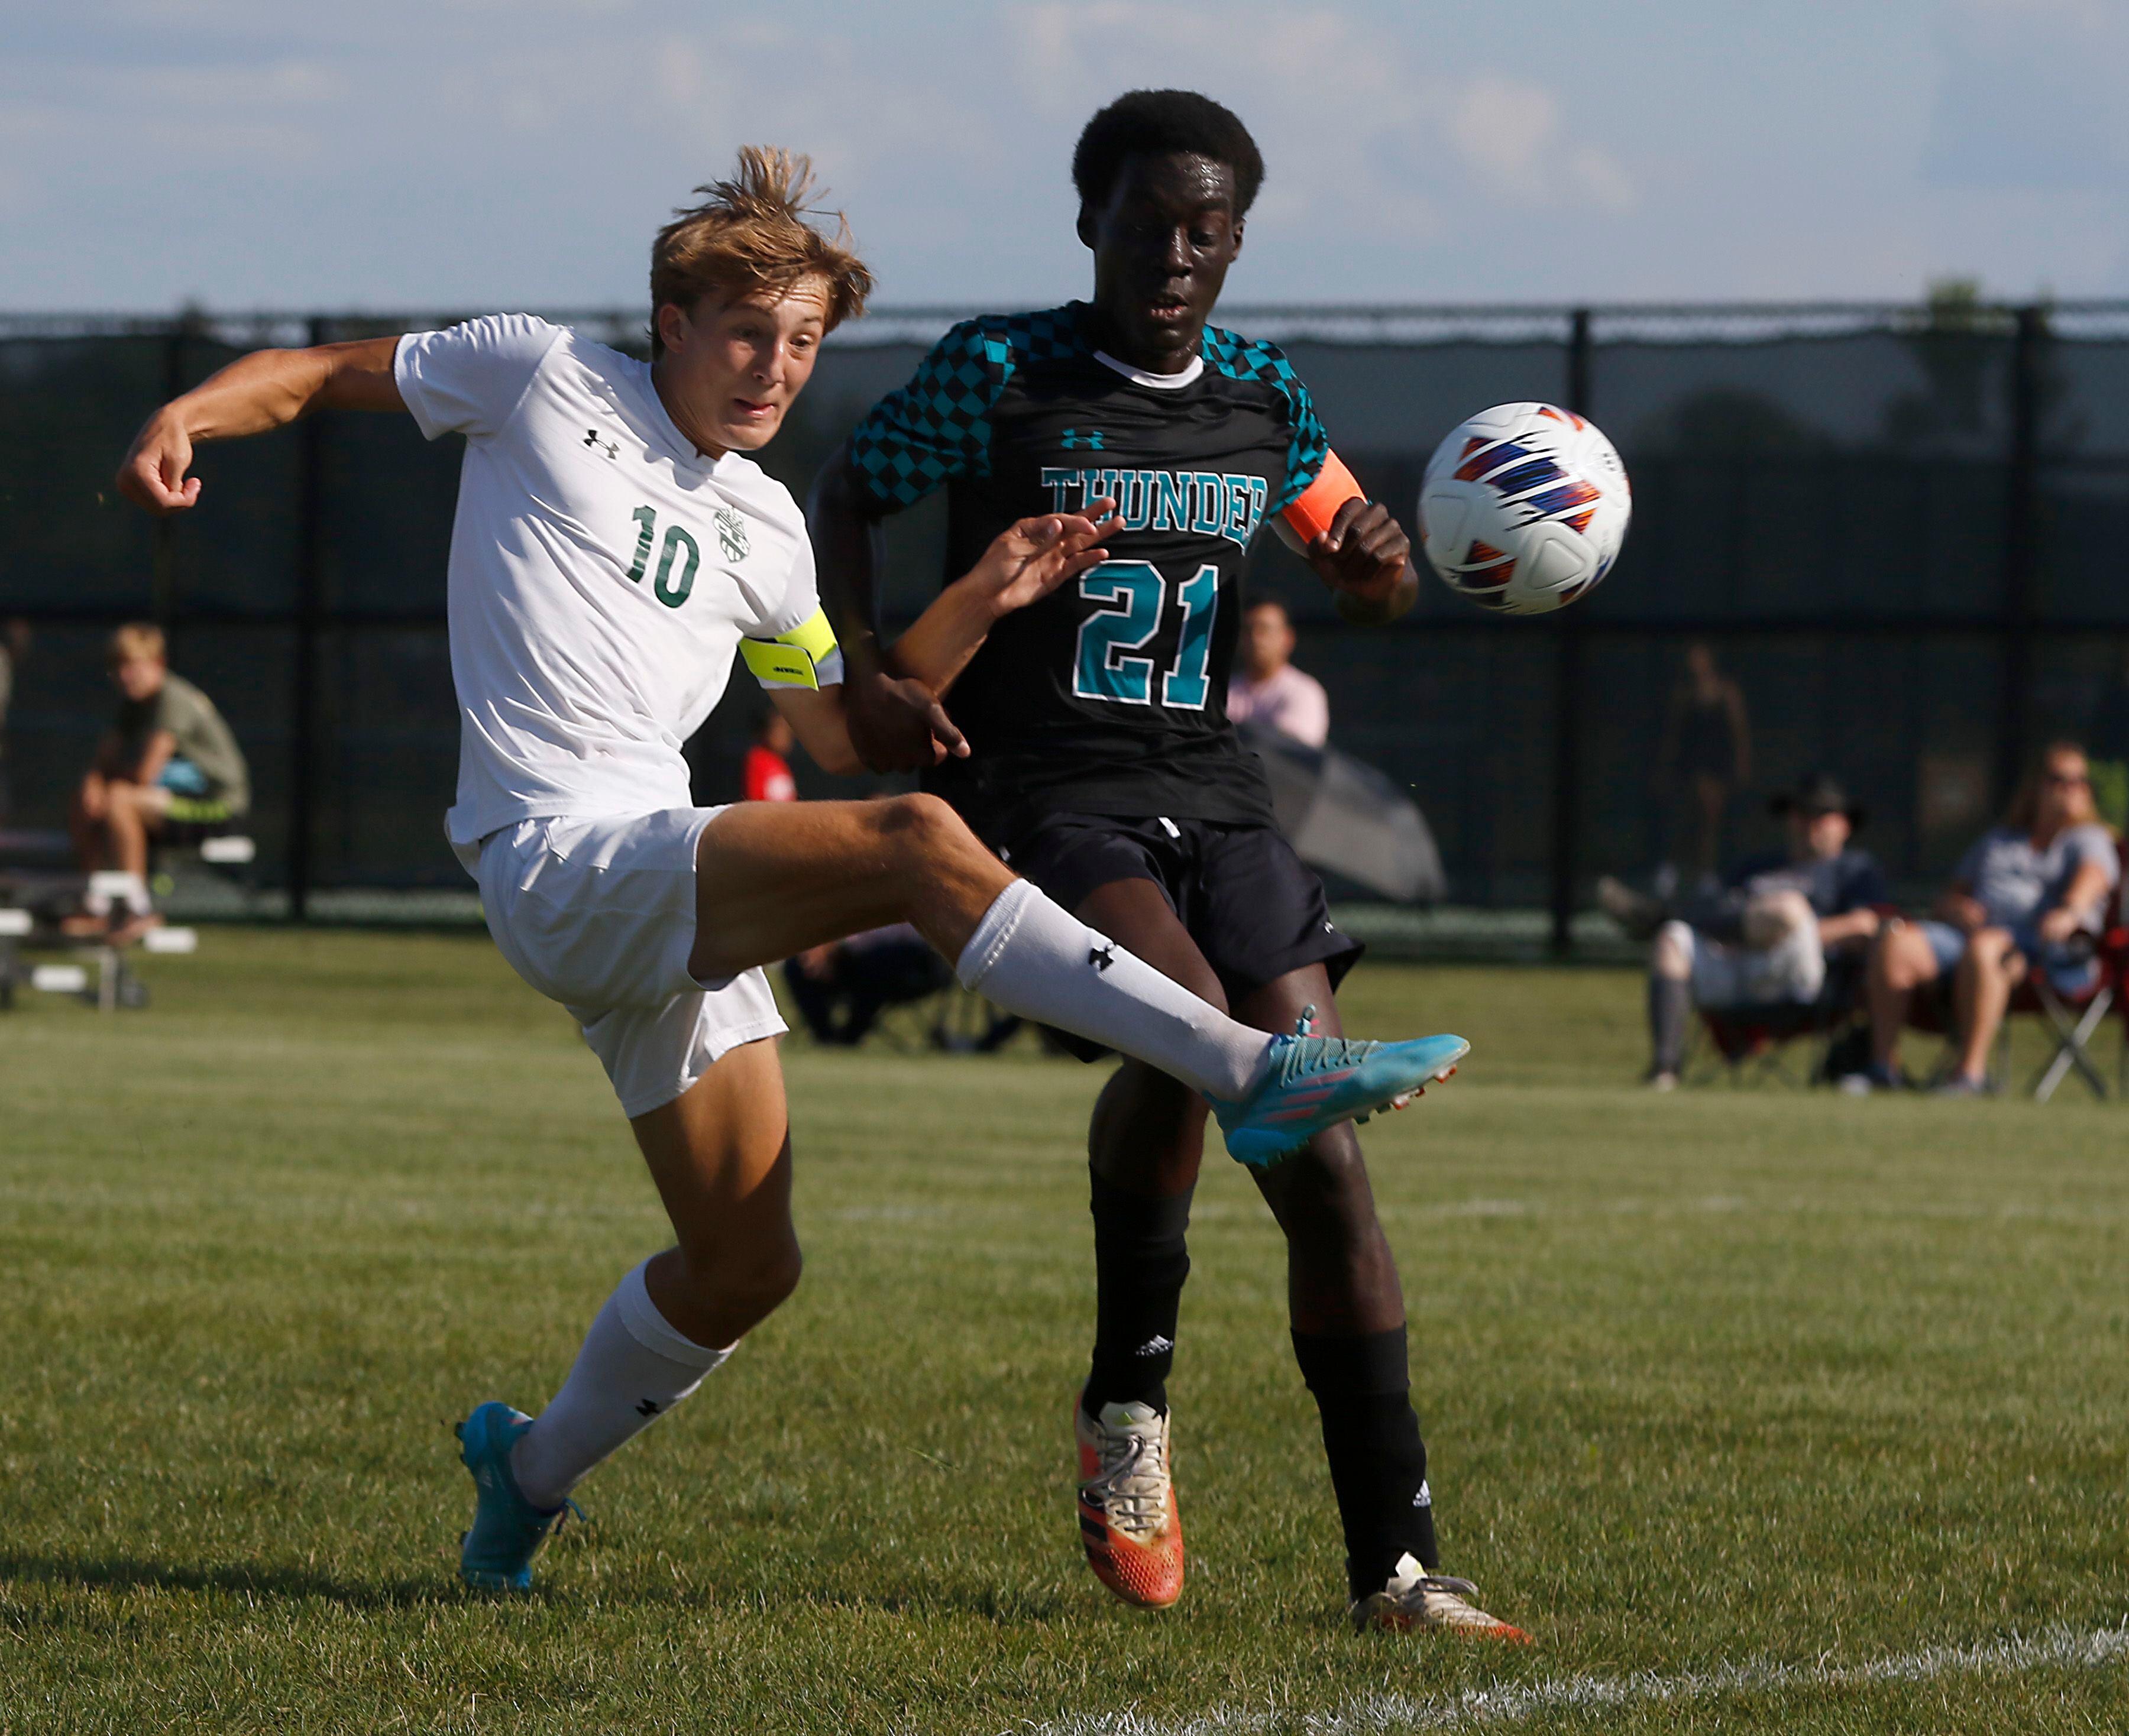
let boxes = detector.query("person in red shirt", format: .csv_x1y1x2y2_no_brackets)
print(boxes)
743,708,798,803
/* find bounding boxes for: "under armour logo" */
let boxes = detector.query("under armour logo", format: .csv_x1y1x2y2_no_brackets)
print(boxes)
1060,427,1105,451
635,1398,662,1417
1089,941,1117,972
584,427,619,459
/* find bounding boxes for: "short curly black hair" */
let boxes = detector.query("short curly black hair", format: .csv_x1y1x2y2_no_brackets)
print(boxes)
1072,89,1264,218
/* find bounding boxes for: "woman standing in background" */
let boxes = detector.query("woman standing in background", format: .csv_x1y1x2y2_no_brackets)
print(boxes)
1659,640,1752,892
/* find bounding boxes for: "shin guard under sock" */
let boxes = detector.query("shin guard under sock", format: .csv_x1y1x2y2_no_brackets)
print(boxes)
1292,1325,1437,1599
510,1260,732,1510
955,879,1269,1100
1082,1172,1192,1418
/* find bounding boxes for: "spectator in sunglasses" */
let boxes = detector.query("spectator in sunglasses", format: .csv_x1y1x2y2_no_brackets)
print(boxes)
1859,741,2118,1093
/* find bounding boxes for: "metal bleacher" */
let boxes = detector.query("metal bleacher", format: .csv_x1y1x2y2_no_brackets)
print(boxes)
0,825,248,1012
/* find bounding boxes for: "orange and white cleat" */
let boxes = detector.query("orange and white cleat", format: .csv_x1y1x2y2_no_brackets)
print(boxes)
1351,1553,1531,1642
1075,1396,1185,1609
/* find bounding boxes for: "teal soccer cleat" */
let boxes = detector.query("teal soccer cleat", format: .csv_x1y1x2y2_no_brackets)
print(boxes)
1210,1008,1469,1169
455,1400,569,1591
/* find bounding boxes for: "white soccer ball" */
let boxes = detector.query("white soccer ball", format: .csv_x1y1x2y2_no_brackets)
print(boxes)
1418,403,1631,615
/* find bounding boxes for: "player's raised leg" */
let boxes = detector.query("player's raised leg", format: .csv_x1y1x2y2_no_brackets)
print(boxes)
460,1038,791,1591
687,794,1464,1151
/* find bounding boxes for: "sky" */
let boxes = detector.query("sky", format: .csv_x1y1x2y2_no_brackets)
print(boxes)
3,0,2127,315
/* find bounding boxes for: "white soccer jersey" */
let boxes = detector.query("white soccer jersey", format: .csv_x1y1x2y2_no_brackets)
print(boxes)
394,315,843,846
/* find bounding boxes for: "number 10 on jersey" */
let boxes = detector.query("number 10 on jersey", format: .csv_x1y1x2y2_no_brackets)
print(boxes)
1073,561,1219,710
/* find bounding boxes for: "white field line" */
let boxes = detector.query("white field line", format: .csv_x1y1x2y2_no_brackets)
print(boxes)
1006,1623,2129,1735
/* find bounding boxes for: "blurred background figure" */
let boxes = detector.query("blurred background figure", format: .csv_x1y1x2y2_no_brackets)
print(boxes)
1600,772,1884,1089
67,623,249,938
1657,641,1751,892
1859,740,2119,1095
782,924,955,1048
1227,599,1328,748
0,618,27,821
743,707,799,804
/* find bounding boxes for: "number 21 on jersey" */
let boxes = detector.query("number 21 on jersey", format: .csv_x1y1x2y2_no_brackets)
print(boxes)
1073,561,1219,710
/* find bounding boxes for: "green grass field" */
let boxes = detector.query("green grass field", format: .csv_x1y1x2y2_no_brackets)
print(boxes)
2,929,2124,1734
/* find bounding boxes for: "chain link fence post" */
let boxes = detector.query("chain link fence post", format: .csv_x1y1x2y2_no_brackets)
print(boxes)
286,315,327,921
1995,304,2043,808
1548,307,1595,957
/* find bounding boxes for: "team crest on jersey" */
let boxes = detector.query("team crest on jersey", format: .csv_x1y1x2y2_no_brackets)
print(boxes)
714,507,750,563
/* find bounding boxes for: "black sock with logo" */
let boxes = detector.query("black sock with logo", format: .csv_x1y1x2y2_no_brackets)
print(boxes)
1082,1171,1192,1420
1292,1325,1438,1600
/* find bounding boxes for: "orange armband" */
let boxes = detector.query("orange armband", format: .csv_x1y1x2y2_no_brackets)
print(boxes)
1279,449,1363,546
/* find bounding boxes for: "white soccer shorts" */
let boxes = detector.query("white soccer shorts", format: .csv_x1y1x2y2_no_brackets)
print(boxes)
465,808,786,1118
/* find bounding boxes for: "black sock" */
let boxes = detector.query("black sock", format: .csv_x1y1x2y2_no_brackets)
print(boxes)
1082,1171,1192,1419
1649,972,1691,1074
1292,1326,1437,1599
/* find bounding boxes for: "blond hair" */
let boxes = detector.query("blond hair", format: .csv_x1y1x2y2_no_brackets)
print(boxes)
649,148,873,357
2006,739,2099,834
109,622,166,666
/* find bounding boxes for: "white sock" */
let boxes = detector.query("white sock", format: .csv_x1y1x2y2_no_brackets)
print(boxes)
955,879,1272,1100
510,1259,732,1510
82,872,150,919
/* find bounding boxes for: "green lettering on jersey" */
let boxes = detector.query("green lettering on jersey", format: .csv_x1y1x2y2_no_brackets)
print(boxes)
653,524,700,608
626,504,656,582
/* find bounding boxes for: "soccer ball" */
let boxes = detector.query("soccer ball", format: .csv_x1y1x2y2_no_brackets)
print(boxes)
1417,403,1630,614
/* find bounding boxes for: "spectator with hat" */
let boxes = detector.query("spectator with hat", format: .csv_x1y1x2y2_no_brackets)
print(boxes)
1599,771,1887,1089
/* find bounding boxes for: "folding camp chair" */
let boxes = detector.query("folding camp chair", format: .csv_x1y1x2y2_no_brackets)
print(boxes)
1907,840,2128,1100
2020,839,2128,1102
1690,951,1867,1089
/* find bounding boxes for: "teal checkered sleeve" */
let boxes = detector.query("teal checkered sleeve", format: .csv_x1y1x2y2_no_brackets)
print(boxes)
1202,326,1329,513
846,319,1011,511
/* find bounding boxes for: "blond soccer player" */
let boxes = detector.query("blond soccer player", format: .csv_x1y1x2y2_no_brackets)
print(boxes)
115,151,1470,1592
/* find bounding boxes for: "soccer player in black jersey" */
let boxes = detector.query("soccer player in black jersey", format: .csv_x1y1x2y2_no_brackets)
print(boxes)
810,90,1524,1639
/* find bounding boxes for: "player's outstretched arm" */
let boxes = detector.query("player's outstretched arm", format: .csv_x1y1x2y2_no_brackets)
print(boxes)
1311,496,1421,627
765,685,875,779
117,337,405,515
887,503,1120,697
768,507,1115,778
806,451,946,774
1281,454,1419,626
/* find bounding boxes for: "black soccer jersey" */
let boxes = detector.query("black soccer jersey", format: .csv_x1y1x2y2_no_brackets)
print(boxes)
846,301,1329,843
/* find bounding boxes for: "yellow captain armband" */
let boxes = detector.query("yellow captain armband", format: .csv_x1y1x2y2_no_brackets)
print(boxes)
740,607,842,691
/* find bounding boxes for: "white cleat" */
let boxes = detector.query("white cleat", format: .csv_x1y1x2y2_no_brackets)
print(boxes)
1350,1552,1531,1641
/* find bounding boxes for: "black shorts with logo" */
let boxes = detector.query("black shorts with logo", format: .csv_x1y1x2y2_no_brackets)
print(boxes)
1000,812,1363,1062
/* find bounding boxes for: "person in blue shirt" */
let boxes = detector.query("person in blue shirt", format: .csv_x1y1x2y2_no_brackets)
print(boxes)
1601,772,1886,1087
1862,740,2118,1094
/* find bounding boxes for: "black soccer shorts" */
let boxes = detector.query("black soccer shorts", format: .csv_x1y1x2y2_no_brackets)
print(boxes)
999,811,1363,1061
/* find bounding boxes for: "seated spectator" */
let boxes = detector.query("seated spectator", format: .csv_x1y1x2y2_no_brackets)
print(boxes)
1859,740,2119,1094
743,707,798,802
69,623,249,937
1226,599,1328,748
782,924,952,1047
1599,772,1885,1089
